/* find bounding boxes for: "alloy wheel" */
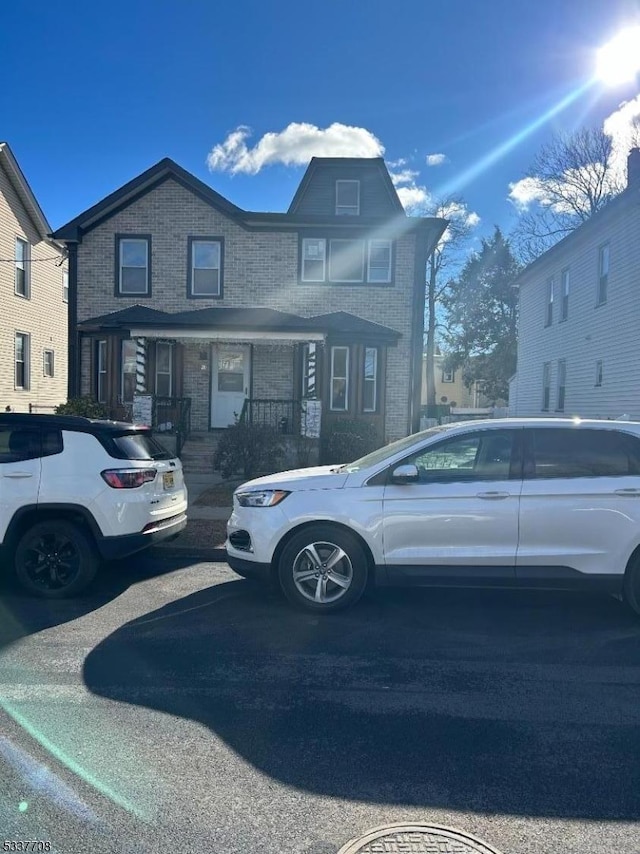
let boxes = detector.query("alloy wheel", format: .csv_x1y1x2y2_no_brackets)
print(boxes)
292,541,354,604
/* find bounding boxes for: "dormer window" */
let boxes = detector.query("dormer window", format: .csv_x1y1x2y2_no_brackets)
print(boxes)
335,180,360,216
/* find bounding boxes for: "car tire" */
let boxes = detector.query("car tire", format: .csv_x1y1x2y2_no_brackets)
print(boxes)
623,552,640,616
14,520,99,599
278,525,369,613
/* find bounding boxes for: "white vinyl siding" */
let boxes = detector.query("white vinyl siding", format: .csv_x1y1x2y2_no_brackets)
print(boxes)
595,360,603,387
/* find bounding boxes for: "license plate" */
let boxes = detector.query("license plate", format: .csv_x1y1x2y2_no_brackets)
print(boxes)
163,472,175,490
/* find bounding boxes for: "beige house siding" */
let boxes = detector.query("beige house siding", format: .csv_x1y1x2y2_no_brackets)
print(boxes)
421,354,484,409
76,178,417,439
0,159,67,412
511,188,640,419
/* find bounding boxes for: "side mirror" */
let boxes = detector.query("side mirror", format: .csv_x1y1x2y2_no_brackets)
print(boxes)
391,463,419,483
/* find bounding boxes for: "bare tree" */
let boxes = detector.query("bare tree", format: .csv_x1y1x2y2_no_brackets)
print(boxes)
424,197,475,408
512,127,630,262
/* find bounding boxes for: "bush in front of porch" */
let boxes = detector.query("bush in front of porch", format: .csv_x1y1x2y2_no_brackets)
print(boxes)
213,422,284,479
321,418,380,465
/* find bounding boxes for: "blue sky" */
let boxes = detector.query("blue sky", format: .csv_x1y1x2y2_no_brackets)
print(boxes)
3,0,640,239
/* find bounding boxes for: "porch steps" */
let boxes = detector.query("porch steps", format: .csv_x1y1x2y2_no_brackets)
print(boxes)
179,432,220,474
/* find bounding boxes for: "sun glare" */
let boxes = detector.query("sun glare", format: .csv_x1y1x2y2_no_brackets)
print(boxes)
596,26,640,86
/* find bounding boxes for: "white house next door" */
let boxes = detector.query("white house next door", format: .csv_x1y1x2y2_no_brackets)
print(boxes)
211,344,251,428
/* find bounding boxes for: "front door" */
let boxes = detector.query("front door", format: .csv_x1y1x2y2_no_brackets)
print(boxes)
211,344,251,428
382,428,523,581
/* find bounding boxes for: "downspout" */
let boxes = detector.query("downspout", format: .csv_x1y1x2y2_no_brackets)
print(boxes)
409,225,429,434
66,242,79,398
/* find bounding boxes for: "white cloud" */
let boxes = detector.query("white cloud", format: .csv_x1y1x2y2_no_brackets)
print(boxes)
396,185,431,212
508,95,640,210
426,153,448,166
206,122,385,175
387,157,408,168
388,168,419,187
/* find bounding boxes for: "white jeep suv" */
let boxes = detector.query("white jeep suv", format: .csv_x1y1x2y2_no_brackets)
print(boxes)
0,413,188,597
227,418,640,614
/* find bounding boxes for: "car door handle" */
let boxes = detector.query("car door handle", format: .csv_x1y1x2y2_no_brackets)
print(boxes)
476,491,510,499
3,472,33,479
615,488,640,496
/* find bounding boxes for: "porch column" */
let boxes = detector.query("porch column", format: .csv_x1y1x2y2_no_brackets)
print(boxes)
135,337,147,393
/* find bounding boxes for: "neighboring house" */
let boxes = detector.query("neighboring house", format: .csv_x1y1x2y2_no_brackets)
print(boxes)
52,157,446,447
510,148,640,419
421,351,489,412
0,142,67,412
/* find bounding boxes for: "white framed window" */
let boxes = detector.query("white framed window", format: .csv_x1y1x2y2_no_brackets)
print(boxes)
43,349,55,378
368,240,392,283
542,361,551,411
363,347,378,412
118,237,150,295
189,239,222,296
330,346,349,410
597,243,609,305
15,237,29,297
301,343,318,398
595,360,604,387
556,359,566,412
96,340,107,403
442,368,455,383
155,342,173,397
335,180,360,216
301,239,326,282
560,268,569,321
545,277,554,326
328,239,365,283
62,270,69,303
15,332,30,390
121,339,137,403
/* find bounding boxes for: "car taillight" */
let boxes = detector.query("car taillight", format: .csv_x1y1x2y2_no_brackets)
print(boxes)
101,469,157,489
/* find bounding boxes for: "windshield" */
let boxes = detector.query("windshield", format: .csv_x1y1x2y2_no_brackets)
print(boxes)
342,424,453,472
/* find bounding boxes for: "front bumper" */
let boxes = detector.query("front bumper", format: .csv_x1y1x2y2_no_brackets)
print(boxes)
99,513,188,561
226,552,272,582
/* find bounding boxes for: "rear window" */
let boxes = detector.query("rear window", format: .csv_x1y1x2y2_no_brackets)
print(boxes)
101,431,173,461
530,428,640,478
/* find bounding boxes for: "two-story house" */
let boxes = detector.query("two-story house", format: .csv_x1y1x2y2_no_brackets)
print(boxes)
422,351,491,413
52,156,446,452
0,142,67,411
510,148,640,419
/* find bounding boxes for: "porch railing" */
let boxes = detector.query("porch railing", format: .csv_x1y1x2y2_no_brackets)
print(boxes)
153,396,192,456
240,399,302,435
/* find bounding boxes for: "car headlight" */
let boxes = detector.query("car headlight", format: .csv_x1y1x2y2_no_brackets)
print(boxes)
235,489,290,507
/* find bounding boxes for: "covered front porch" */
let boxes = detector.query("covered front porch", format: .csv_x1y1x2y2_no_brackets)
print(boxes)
77,304,401,452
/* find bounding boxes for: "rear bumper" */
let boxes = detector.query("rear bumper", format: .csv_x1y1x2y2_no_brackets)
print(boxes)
99,513,188,561
226,552,272,582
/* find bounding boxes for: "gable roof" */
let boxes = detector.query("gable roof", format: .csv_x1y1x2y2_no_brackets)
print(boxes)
0,142,61,248
52,158,245,242
287,156,404,215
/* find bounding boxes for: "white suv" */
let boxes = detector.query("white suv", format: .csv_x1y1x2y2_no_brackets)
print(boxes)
0,414,188,597
227,418,640,614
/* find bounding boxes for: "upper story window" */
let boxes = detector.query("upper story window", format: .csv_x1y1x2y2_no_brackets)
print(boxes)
189,238,222,297
542,361,551,411
556,359,566,412
117,236,150,295
442,368,455,383
301,238,393,285
328,239,365,282
560,268,569,321
595,359,604,387
62,270,69,303
15,237,29,298
367,240,392,283
544,277,553,326
597,243,609,305
301,239,326,282
15,332,30,390
43,349,55,378
335,180,360,216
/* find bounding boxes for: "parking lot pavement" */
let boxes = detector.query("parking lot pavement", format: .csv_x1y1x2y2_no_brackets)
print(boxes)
1,555,640,853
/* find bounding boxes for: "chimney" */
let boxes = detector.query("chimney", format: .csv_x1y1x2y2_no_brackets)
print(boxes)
628,147,640,188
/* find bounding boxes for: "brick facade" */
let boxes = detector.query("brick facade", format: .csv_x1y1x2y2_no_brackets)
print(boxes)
66,162,439,441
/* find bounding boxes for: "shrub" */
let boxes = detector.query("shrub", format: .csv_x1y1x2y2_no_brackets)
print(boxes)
321,418,380,465
55,397,109,418
214,422,284,479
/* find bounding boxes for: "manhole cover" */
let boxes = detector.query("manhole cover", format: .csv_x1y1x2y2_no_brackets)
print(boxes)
337,823,503,854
